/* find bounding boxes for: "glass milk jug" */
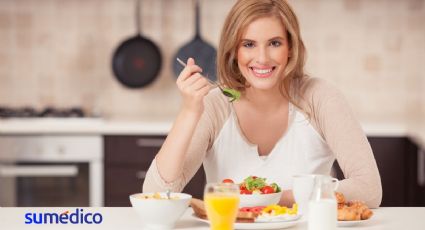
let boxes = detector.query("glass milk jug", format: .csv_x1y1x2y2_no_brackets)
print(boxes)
307,175,339,230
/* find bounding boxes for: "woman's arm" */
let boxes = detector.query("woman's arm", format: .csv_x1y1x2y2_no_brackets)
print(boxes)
143,58,212,191
143,108,212,192
155,109,204,183
143,88,228,192
303,78,382,208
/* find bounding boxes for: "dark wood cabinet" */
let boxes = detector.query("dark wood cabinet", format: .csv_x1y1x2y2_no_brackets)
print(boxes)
334,136,425,207
104,135,205,207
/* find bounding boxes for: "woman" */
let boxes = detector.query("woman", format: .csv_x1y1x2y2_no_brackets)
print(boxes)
143,0,382,208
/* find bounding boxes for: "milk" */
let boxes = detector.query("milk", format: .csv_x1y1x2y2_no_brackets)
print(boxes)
307,199,337,230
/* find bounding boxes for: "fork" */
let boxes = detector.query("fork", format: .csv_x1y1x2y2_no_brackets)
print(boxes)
176,58,237,99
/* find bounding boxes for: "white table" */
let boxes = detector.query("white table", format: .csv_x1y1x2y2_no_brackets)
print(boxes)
0,207,424,229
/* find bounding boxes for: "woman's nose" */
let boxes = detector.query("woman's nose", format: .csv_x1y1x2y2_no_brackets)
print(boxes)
256,46,269,64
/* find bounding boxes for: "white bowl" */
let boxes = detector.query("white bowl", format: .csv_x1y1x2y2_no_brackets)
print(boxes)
129,192,192,230
239,191,282,208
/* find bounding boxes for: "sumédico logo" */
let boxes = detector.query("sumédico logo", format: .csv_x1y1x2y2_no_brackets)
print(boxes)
25,208,103,224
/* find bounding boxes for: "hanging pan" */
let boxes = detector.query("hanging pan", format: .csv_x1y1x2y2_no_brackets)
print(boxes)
112,0,162,88
172,0,217,81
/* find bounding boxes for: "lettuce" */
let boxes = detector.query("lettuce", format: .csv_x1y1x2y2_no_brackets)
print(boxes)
270,183,281,193
244,176,266,191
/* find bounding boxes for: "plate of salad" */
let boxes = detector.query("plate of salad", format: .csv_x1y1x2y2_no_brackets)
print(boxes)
222,176,283,207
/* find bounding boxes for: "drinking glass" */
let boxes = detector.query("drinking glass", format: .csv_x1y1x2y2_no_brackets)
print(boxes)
308,175,339,230
293,174,338,216
204,183,240,230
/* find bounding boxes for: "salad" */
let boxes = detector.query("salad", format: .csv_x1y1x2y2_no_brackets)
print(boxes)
222,176,282,195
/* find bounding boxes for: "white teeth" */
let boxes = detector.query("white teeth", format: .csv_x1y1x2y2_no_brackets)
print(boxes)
253,68,272,74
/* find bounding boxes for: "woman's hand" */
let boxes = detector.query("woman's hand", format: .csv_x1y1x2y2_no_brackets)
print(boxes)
279,190,296,207
176,58,212,115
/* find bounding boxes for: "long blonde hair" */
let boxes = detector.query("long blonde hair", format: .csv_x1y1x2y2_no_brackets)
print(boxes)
217,0,307,101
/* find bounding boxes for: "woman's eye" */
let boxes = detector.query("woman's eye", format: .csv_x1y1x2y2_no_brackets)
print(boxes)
270,40,281,47
243,42,254,48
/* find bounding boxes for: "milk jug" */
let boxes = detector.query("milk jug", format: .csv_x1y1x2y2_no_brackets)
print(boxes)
307,175,339,230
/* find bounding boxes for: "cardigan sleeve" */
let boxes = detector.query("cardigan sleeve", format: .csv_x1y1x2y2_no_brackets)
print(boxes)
299,78,382,208
142,89,230,193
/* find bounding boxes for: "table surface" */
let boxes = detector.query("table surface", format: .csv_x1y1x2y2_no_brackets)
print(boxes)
1,207,424,230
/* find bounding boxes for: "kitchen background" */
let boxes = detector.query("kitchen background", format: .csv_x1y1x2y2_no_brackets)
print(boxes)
0,0,424,123
0,0,424,207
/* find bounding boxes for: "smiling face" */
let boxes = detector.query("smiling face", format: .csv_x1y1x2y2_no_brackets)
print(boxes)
237,16,290,92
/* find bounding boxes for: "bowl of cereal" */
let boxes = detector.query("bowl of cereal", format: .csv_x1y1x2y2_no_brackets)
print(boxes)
129,192,192,230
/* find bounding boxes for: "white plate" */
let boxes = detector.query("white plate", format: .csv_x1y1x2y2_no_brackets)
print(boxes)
192,214,302,230
338,219,371,227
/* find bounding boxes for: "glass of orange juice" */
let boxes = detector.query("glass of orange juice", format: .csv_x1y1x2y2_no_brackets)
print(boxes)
204,183,240,230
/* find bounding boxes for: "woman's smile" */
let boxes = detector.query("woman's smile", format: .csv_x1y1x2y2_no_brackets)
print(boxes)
249,66,277,78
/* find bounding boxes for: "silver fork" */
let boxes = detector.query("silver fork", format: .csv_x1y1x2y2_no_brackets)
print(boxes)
176,58,240,101
176,58,225,91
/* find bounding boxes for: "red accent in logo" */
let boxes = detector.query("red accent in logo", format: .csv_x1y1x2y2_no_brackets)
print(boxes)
60,210,69,215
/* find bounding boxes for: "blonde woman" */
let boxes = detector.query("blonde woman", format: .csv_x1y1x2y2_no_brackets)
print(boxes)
143,0,382,208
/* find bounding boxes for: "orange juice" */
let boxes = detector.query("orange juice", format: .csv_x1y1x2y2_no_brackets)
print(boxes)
204,194,240,230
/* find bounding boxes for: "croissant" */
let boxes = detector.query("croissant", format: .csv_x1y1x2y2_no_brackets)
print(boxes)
335,192,345,204
336,193,373,221
337,205,361,221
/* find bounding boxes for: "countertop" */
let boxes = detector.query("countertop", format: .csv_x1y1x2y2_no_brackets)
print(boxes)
0,207,424,230
0,118,425,149
0,118,173,135
0,118,424,148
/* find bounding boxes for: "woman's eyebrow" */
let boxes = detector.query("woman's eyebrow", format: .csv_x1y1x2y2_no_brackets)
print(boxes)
240,39,255,42
240,37,285,42
268,36,285,41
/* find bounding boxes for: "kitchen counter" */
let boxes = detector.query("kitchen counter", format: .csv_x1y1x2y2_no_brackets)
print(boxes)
1,118,424,148
0,207,424,229
0,118,173,135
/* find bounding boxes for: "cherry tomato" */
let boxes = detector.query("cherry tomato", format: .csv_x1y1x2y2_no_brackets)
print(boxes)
222,179,234,184
261,186,275,194
240,189,252,195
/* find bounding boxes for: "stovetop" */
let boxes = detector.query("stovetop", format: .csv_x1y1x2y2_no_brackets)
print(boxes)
0,107,86,118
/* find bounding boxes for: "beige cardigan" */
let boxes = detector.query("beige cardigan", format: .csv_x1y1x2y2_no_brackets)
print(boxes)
143,77,382,208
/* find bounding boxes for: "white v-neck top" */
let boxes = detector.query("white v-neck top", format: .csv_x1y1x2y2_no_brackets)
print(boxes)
204,104,334,189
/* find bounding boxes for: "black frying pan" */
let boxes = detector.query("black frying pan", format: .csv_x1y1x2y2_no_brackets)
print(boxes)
112,0,162,88
172,0,217,81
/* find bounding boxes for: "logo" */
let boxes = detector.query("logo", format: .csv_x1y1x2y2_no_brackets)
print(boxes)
25,208,103,224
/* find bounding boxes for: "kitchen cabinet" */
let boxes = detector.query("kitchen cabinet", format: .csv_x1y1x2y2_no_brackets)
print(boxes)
334,136,425,207
104,135,206,207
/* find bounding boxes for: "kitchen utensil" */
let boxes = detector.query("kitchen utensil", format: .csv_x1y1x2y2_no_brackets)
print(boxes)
130,192,191,230
194,214,301,229
176,58,241,102
176,58,218,86
112,0,162,88
172,0,216,81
